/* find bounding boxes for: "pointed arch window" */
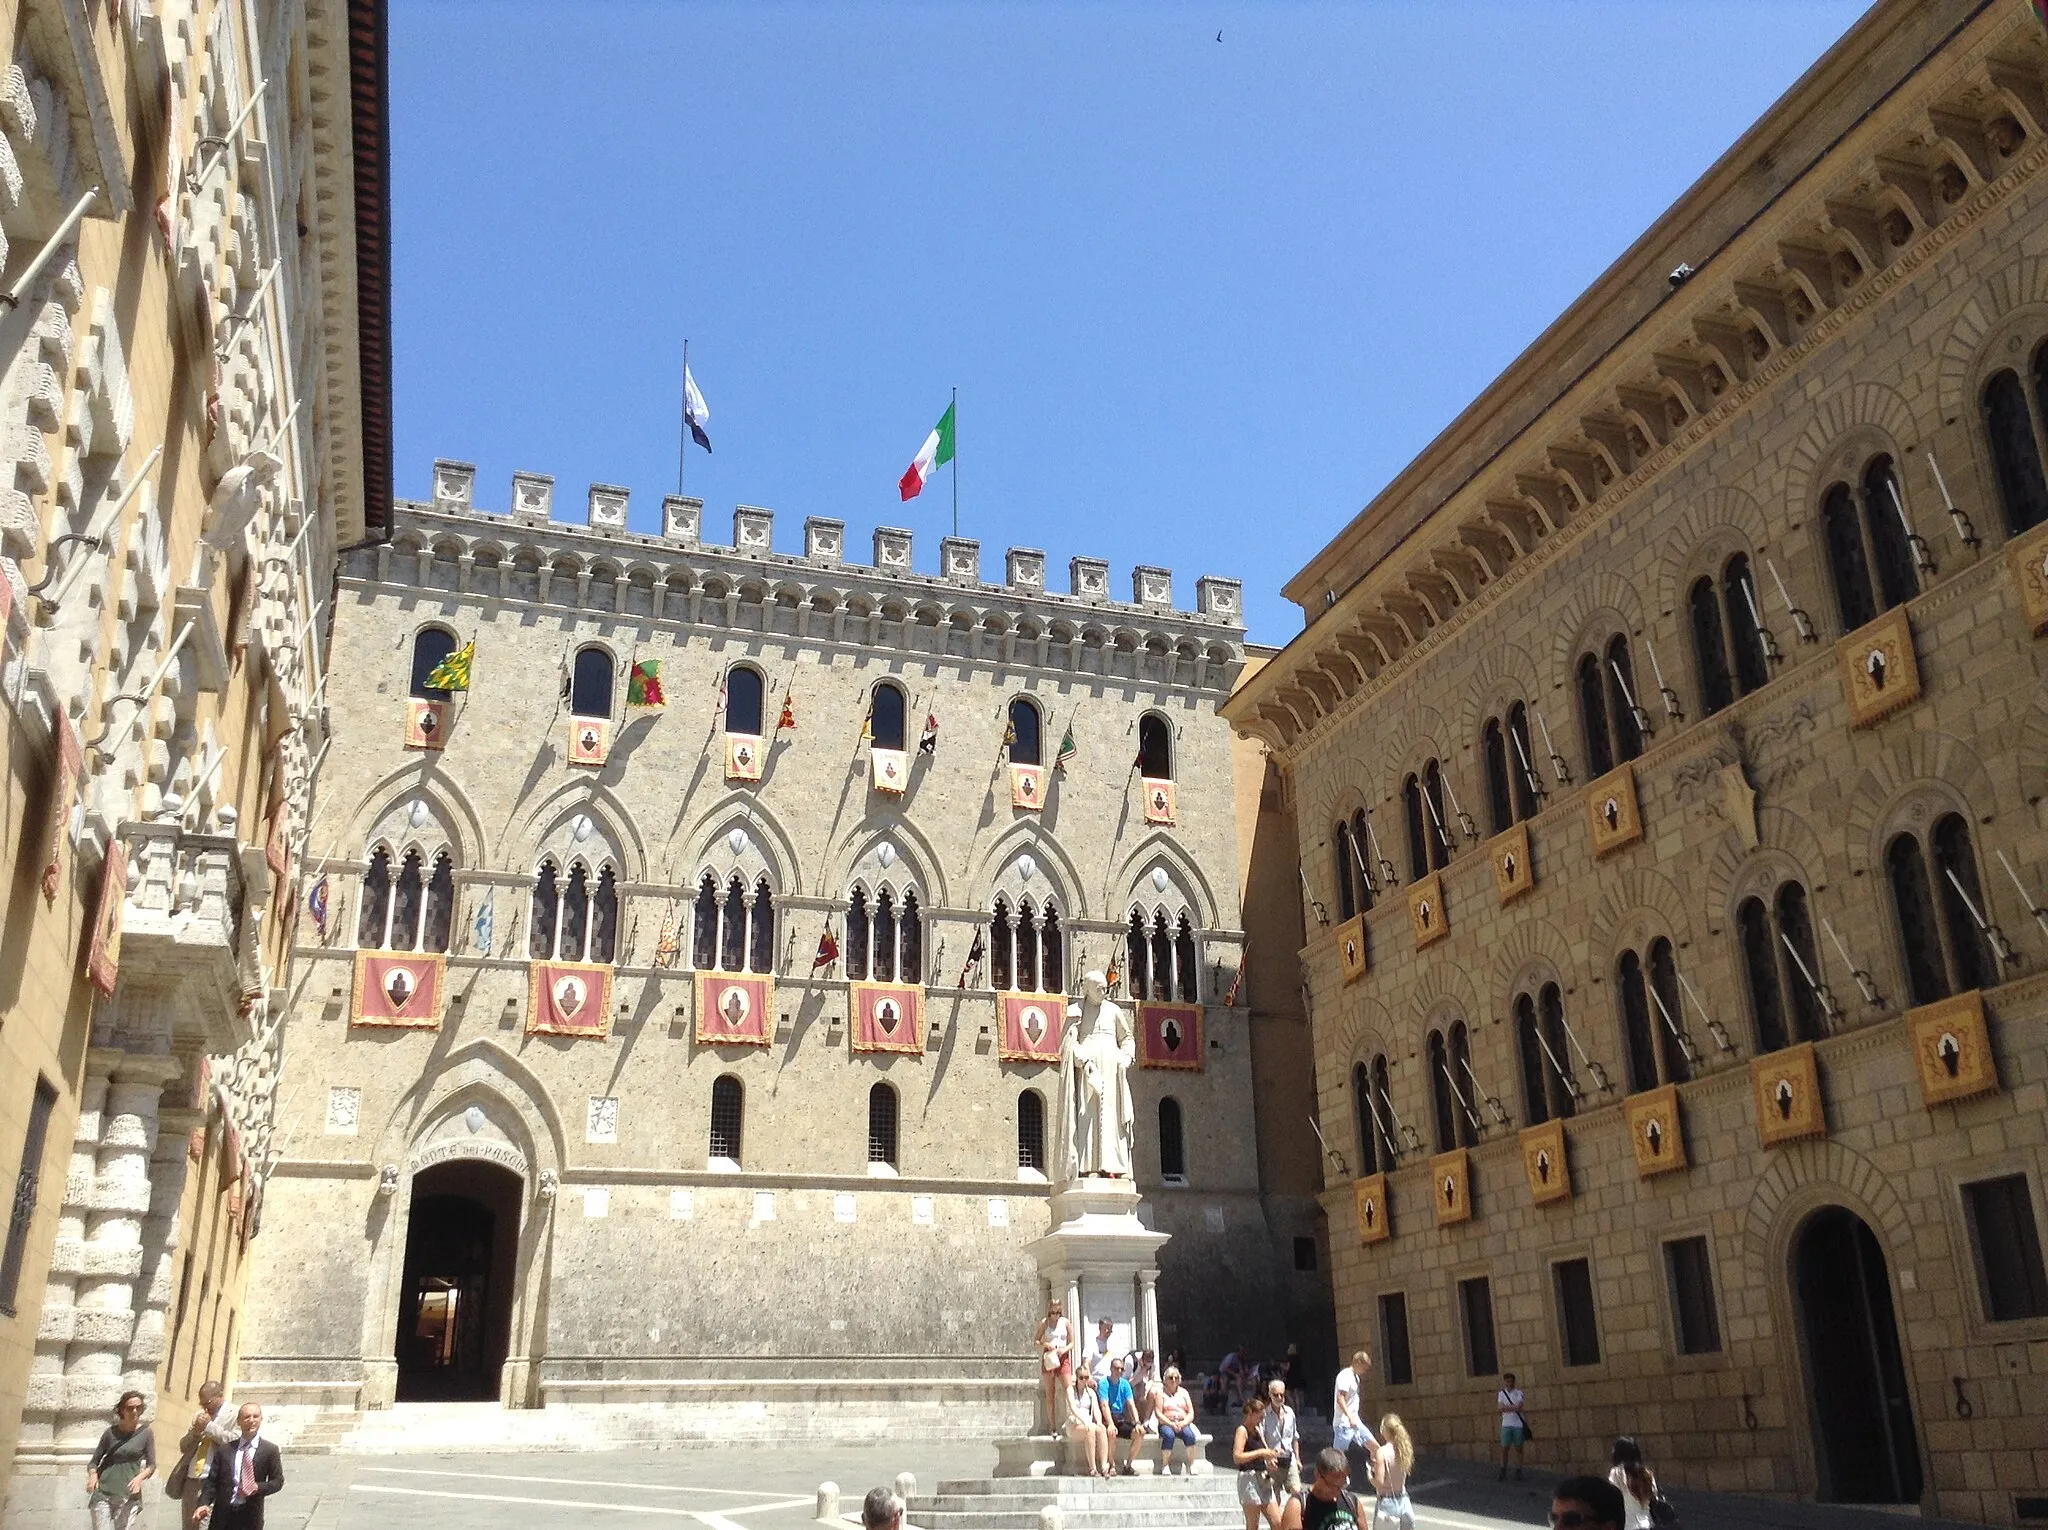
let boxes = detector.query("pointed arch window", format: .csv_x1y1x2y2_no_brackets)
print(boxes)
409,627,457,701
1037,904,1059,993
388,849,425,950
1125,908,1148,999
1138,713,1172,779
1579,635,1643,774
1617,949,1658,1095
724,666,764,735
1538,984,1576,1117
1446,1021,1479,1147
1605,636,1644,762
1482,720,1513,835
1173,913,1198,1002
709,1076,744,1165
847,887,871,979
1648,939,1688,1085
871,682,907,751
1577,653,1614,778
1017,902,1042,993
1515,994,1551,1127
1723,555,1770,696
720,874,748,971
868,1082,899,1168
1007,697,1042,765
1423,761,1452,865
1158,1097,1186,1182
1149,911,1173,999
1888,815,1994,1005
528,857,620,963
1402,770,1448,883
529,859,559,960
1352,1061,1377,1176
692,874,718,969
570,646,614,718
358,847,392,948
991,898,1015,991
749,877,775,973
422,853,455,953
559,863,589,961
1334,822,1358,921
1505,705,1538,821
1017,1089,1046,1173
874,890,898,982
1689,575,1735,716
589,866,619,963
1980,349,2048,536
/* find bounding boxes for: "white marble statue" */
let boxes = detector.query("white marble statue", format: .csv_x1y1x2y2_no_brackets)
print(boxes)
1058,970,1135,1179
200,449,282,558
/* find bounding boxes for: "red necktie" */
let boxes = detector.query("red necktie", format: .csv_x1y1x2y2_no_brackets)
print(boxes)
239,1445,257,1500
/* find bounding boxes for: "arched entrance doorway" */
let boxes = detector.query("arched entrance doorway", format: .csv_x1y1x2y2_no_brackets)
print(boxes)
1791,1205,1922,1504
394,1160,522,1401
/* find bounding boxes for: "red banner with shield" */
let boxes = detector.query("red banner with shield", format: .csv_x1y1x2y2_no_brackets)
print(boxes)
352,951,445,1028
999,992,1064,1063
852,982,923,1055
695,971,772,1047
1138,1001,1203,1070
527,959,614,1037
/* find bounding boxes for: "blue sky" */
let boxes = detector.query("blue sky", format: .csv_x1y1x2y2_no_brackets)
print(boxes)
389,1,1869,646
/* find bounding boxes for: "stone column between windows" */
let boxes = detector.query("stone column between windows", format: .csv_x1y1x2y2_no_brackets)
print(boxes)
1137,1269,1160,1357
56,1052,183,1452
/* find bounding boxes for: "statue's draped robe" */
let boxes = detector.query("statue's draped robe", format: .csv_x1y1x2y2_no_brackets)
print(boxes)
1059,994,1136,1177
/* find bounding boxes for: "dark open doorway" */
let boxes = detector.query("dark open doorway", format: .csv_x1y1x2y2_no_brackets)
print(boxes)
394,1160,521,1402
1792,1205,1922,1504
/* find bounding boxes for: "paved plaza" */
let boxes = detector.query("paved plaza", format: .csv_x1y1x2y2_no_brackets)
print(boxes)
245,1441,1988,1530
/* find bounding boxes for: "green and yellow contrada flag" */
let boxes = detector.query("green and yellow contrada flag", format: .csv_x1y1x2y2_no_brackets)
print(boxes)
628,659,666,707
425,641,474,692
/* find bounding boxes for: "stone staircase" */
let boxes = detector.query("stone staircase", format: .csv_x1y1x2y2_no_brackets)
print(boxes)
908,1475,1245,1530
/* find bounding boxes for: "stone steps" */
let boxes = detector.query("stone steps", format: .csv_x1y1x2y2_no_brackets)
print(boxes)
909,1476,1243,1530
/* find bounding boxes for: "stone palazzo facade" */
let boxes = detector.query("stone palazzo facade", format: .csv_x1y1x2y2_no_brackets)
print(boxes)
1226,1,2048,1523
0,0,390,1522
239,465,1326,1438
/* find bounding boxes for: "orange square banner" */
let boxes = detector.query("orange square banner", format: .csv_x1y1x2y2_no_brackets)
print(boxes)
568,717,611,768
695,971,773,1047
852,982,923,1055
998,993,1063,1063
404,698,447,751
1010,764,1046,811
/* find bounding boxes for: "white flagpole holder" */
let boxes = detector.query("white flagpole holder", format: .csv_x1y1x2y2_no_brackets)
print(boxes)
1646,981,1703,1068
1766,557,1817,643
1821,916,1883,1007
1739,573,1783,664
1885,473,1937,578
1944,866,2018,967
1676,968,1739,1055
1644,637,1683,719
1509,725,1548,801
1440,770,1480,844
1996,850,2048,945
1534,707,1573,784
1926,451,1979,551
1778,928,1841,1026
1609,658,1654,741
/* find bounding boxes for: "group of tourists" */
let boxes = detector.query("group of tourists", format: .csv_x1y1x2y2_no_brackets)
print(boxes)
78,1383,285,1530
1037,1302,1203,1476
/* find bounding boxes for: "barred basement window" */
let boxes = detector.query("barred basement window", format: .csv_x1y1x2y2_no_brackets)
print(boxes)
1962,1175,2048,1322
867,1082,899,1168
1017,1089,1046,1173
709,1075,744,1165
1458,1275,1498,1377
410,626,457,700
1663,1236,1723,1355
0,1077,57,1316
1158,1097,1186,1183
1553,1257,1602,1367
1378,1292,1414,1386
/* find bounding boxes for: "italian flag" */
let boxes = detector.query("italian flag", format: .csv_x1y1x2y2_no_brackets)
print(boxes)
899,401,955,500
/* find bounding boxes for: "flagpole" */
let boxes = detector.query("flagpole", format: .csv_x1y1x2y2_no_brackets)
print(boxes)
950,385,958,538
678,338,689,496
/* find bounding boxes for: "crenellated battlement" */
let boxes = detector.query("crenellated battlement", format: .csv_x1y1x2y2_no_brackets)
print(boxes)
418,458,1245,628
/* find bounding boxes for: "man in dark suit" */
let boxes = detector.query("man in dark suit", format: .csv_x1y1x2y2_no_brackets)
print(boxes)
194,1403,283,1529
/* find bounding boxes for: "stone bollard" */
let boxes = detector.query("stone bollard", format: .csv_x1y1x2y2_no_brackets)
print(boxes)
1039,1506,1064,1530
816,1483,839,1523
895,1472,917,1504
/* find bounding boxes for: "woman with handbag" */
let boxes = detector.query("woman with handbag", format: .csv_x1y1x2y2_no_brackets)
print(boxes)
1609,1436,1678,1527
1232,1395,1285,1530
1037,1299,1074,1435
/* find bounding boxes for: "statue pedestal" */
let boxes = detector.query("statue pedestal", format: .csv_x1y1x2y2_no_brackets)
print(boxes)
997,1176,1172,1475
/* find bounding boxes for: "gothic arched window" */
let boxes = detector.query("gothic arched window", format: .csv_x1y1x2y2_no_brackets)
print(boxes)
1736,879,1826,1052
1149,911,1172,999
1352,1061,1377,1176
992,898,1015,991
1723,554,1770,696
902,891,925,983
1980,352,2048,536
529,859,559,960
1648,938,1688,1085
1125,908,1148,999
1515,993,1550,1127
1888,814,1994,1004
358,847,392,948
1689,575,1734,717
1446,1021,1479,1147
1605,635,1645,762
692,874,718,969
1617,948,1658,1095
724,666,764,735
1505,705,1538,822
709,1075,744,1164
1426,1031,1457,1153
569,646,613,718
1174,913,1198,1003
1577,652,1614,778
422,853,455,954
749,877,775,973
1334,822,1358,921
1038,904,1060,994
409,626,457,700
846,887,871,980
1017,902,1042,993
874,890,898,983
1482,719,1513,835
1822,456,1919,633
1352,810,1378,907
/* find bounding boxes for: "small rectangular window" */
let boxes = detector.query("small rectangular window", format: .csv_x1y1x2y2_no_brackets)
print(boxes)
1663,1236,1723,1354
1963,1175,2048,1322
1553,1257,1602,1367
1458,1276,1497,1378
1,1078,59,1315
1293,1237,1318,1272
1378,1292,1413,1385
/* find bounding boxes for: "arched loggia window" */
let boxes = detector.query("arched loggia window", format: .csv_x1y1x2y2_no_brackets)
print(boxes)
1821,456,1919,633
1577,635,1644,777
1515,985,1577,1126
1736,880,1827,1053
693,872,774,974
530,857,619,963
1616,940,1688,1092
1403,766,1449,883
1980,343,2048,536
1426,1030,1453,1152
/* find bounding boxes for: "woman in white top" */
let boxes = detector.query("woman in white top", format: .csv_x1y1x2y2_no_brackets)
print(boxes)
1369,1414,1415,1530
1037,1300,1074,1435
1066,1372,1112,1478
1608,1435,1657,1529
